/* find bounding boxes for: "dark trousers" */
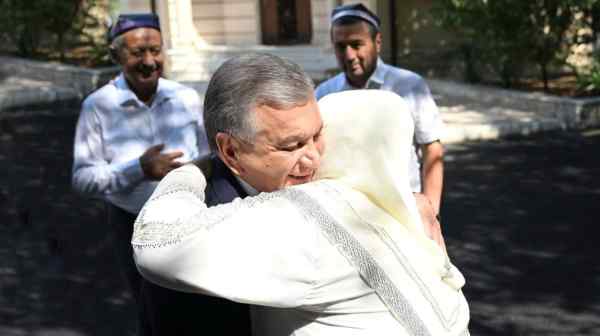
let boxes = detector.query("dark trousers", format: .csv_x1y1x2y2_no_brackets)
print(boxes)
107,203,148,335
143,282,252,336
108,204,252,336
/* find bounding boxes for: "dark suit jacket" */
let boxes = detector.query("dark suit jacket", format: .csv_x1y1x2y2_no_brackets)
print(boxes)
142,154,251,336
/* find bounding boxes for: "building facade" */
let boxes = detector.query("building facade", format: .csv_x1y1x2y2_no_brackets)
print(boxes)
117,0,383,81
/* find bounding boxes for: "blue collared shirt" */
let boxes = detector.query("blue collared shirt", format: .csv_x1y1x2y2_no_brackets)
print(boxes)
72,73,209,214
315,58,444,192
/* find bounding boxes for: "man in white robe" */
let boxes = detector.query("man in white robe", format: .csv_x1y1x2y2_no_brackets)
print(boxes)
132,90,470,336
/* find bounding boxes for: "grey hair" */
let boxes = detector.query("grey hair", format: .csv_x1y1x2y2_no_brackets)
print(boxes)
110,34,126,51
109,34,126,63
203,53,315,152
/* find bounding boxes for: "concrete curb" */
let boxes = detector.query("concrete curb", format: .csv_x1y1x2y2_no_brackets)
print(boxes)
429,79,600,129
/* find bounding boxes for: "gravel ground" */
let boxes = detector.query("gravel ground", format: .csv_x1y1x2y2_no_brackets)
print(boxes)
1,107,598,335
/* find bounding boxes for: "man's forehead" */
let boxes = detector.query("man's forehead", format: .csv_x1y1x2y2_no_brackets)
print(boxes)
332,21,371,37
123,28,162,44
331,22,371,43
254,102,322,138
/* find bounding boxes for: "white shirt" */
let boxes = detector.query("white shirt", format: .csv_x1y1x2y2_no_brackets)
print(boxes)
315,58,444,192
72,74,209,214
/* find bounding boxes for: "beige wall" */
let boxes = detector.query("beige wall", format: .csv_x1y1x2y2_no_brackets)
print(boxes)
118,0,380,48
311,0,332,46
191,0,260,45
118,0,152,13
188,0,365,47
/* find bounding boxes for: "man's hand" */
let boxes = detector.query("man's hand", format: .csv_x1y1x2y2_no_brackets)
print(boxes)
414,192,446,253
140,144,184,180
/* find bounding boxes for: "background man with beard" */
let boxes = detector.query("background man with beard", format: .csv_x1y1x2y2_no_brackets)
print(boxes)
71,13,209,332
315,4,445,227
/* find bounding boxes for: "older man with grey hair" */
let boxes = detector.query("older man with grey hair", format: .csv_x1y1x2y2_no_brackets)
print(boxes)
142,53,322,335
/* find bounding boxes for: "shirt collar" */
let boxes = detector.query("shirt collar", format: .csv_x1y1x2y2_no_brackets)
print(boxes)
342,57,385,90
368,57,386,87
235,176,259,196
114,73,172,107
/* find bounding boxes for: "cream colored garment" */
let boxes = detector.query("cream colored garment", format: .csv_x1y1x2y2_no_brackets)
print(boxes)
316,90,468,333
132,90,469,336
317,90,462,284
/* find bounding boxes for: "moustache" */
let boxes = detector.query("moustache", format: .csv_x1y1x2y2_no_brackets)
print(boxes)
138,63,161,75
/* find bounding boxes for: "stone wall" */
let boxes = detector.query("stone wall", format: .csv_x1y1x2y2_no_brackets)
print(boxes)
0,56,120,97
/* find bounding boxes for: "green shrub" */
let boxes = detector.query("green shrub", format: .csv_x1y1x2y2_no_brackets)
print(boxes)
0,0,110,66
577,56,600,93
431,0,580,91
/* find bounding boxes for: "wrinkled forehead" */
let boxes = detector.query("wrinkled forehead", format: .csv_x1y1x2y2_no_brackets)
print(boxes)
253,99,322,140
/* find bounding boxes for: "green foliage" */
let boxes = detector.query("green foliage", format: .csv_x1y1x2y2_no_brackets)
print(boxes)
0,0,110,66
577,54,600,93
431,0,590,91
0,0,43,56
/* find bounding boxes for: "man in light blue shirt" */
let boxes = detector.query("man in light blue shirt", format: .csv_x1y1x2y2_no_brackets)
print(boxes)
316,4,445,228
71,13,208,332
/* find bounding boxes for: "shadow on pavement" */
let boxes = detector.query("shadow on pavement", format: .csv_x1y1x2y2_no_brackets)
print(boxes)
443,130,600,335
1,110,136,336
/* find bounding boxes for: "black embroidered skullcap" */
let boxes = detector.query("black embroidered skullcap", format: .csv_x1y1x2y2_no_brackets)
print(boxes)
331,3,381,29
109,13,161,41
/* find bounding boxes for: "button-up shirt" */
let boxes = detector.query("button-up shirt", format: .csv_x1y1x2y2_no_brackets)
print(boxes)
315,58,444,192
72,73,209,214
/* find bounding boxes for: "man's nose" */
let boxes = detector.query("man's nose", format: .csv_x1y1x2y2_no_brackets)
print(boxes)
299,140,321,169
343,46,356,61
141,50,155,66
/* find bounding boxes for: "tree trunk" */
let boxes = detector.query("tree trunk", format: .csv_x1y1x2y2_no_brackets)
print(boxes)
540,62,549,93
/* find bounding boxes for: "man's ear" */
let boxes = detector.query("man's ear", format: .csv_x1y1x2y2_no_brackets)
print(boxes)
375,32,382,54
215,132,243,176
